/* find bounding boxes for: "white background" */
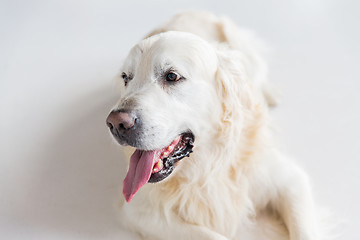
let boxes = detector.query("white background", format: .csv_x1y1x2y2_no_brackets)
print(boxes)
1,0,359,239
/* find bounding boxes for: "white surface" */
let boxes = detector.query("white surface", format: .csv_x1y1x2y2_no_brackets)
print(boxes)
1,0,359,239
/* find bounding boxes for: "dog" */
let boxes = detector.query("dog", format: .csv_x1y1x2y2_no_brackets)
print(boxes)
106,11,320,240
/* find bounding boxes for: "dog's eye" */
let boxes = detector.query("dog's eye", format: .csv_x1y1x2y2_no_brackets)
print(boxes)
165,72,181,82
121,72,129,86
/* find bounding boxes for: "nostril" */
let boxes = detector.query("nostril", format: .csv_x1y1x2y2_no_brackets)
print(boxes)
134,117,139,126
106,121,114,130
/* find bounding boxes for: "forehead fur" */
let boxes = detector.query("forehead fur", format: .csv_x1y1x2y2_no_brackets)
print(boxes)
123,31,218,77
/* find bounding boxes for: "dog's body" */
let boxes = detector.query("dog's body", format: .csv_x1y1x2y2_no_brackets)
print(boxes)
107,12,320,240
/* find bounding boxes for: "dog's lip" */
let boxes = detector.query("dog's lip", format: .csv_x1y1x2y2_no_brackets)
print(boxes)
148,132,194,183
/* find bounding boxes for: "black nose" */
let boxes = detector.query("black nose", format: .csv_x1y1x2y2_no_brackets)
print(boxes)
106,110,138,131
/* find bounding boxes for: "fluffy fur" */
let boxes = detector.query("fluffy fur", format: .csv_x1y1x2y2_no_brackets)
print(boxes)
111,12,321,240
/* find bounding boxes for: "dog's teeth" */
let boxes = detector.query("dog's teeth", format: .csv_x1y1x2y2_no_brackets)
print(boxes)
158,160,163,169
153,160,163,173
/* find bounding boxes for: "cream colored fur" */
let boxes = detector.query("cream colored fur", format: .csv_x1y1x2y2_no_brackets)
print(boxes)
113,12,321,240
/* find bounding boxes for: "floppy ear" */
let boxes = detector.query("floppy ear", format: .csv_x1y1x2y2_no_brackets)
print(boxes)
214,46,266,152
213,46,268,174
215,47,254,124
216,17,279,107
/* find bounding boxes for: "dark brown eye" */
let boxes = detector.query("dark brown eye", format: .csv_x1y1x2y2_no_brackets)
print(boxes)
165,72,180,82
121,72,129,86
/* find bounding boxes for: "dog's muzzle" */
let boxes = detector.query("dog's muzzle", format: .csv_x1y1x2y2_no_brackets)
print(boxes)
106,108,195,202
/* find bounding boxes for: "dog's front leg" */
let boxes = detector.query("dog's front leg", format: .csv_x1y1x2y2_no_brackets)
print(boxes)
274,165,319,240
169,223,229,240
121,203,229,240
141,223,229,240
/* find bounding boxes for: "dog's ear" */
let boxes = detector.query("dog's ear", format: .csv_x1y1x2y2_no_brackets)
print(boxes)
215,47,255,124
214,46,267,150
216,18,279,107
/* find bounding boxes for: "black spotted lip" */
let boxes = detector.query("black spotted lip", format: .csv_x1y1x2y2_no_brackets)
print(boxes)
148,132,194,183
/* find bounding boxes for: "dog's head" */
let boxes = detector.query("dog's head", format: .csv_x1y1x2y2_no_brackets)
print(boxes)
107,31,253,202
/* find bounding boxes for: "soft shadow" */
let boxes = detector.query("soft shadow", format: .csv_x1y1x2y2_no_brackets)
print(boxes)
16,83,140,239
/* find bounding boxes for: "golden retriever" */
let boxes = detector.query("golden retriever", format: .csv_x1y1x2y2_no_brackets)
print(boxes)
106,11,320,240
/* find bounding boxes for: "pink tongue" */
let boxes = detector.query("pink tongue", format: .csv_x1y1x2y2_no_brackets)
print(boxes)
123,149,159,202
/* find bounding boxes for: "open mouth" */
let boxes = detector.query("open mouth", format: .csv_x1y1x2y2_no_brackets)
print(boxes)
122,132,194,202
149,132,194,183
